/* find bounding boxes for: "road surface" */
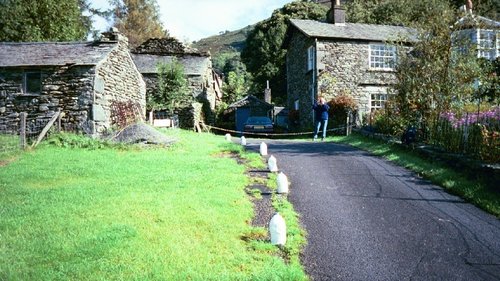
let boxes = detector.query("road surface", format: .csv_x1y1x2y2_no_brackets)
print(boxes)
246,139,500,281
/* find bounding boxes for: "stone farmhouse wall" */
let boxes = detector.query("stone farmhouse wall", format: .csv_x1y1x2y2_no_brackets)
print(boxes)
286,33,316,129
0,34,146,137
0,66,95,134
287,31,401,130
93,38,146,134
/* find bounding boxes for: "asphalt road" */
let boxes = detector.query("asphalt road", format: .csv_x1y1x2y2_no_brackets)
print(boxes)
245,139,500,281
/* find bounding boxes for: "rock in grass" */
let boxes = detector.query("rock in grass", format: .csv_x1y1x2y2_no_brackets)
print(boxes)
112,123,176,145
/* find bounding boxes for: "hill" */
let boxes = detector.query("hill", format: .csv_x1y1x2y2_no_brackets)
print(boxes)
192,25,254,56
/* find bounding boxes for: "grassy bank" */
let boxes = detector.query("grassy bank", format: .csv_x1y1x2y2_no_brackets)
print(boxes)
335,133,500,217
0,130,307,280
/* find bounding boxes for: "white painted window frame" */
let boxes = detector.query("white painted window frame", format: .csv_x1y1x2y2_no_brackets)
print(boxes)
307,46,314,71
477,29,499,60
368,43,397,71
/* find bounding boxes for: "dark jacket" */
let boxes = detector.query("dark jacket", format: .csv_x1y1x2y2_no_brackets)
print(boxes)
313,102,330,120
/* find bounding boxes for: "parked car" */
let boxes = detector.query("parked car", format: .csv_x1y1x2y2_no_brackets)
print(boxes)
244,116,274,133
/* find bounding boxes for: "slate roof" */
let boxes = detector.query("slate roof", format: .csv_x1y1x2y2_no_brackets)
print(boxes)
225,95,274,114
0,41,117,67
289,19,417,42
131,54,211,76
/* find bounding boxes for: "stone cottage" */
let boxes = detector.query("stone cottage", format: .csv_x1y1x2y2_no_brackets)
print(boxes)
284,0,415,130
131,38,222,128
0,28,146,136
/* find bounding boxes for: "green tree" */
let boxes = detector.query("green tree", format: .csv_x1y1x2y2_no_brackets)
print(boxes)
150,59,190,114
110,0,168,47
241,0,328,105
222,71,248,105
0,0,93,41
392,2,483,134
345,0,457,27
345,0,499,26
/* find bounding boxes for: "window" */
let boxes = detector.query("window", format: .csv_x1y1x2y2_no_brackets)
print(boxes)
478,30,498,60
371,93,387,110
294,100,300,110
23,72,41,94
307,46,315,71
365,86,389,111
369,44,396,70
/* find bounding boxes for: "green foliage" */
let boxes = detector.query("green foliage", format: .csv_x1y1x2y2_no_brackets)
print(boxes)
109,0,168,47
370,105,408,136
149,59,190,113
477,58,500,103
346,0,458,27
242,1,328,105
0,0,93,41
222,71,248,105
327,92,358,130
45,132,126,149
391,3,484,136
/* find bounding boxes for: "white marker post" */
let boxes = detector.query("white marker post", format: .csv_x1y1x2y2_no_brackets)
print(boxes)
277,172,289,194
260,142,268,156
269,213,286,246
240,136,247,146
268,155,278,172
225,133,231,141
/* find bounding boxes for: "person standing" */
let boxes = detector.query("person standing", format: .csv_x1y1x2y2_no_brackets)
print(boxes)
312,97,330,141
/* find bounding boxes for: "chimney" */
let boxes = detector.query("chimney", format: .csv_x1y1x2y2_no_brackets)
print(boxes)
327,0,346,25
465,0,473,13
99,27,128,45
264,80,272,104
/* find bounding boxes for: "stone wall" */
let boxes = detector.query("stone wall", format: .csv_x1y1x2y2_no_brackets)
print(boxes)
0,66,96,134
286,33,316,129
93,37,146,134
317,40,397,115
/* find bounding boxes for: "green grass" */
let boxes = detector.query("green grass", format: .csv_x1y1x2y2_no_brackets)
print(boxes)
0,134,21,161
335,133,500,217
0,130,307,280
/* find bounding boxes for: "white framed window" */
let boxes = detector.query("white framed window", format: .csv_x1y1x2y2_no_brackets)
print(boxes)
369,44,396,70
371,92,387,110
477,30,498,60
307,46,314,71
364,86,389,111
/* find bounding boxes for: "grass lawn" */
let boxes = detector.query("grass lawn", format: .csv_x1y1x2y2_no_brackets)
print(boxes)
335,133,500,217
0,130,307,280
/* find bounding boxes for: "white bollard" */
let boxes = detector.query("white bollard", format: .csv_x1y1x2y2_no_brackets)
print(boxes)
240,136,247,146
269,212,286,246
268,155,278,172
260,142,267,156
277,172,289,194
225,133,231,141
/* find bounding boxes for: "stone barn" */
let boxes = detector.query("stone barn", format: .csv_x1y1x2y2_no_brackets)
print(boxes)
0,28,146,136
131,38,222,128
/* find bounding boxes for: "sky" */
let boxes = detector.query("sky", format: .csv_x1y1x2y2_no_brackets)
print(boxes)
89,0,295,42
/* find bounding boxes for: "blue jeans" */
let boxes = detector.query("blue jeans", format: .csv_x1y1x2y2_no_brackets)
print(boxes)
314,119,328,139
